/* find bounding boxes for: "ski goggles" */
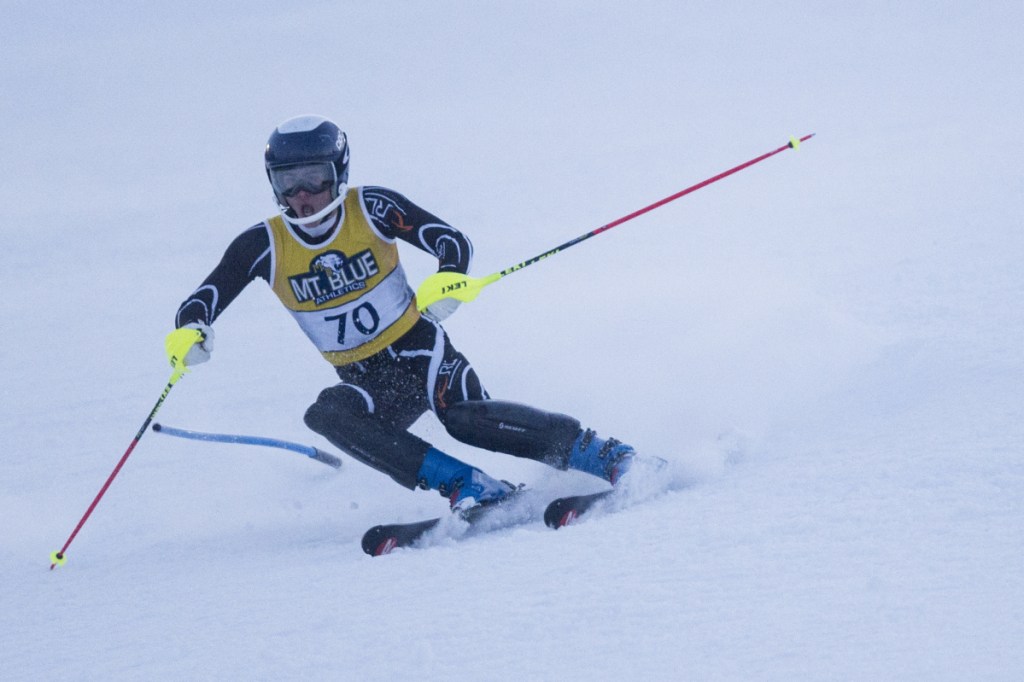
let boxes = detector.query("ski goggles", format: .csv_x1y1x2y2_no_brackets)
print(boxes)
269,162,337,197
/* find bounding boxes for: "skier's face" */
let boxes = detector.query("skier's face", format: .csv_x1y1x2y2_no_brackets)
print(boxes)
285,187,334,221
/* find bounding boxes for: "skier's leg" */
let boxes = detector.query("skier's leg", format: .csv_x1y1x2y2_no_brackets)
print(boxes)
419,320,635,485
442,399,580,467
305,383,512,507
304,383,430,489
443,399,634,484
384,318,513,508
308,319,512,507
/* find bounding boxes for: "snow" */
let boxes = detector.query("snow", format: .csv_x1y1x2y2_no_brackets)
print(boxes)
3,2,1023,679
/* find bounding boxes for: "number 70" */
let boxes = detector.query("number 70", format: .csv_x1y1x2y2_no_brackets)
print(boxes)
325,302,380,344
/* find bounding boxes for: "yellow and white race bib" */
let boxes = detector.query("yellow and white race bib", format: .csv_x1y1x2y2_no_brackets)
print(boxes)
265,188,420,365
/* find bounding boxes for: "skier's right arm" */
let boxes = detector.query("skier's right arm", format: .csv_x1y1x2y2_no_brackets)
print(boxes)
168,224,271,367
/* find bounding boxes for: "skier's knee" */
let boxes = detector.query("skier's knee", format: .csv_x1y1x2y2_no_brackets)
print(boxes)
304,384,370,434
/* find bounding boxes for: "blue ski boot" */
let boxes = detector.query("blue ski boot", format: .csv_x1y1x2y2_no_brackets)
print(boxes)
568,429,635,485
417,448,515,512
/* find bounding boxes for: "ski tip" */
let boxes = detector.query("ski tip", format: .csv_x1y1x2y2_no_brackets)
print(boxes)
362,526,392,556
544,490,614,529
361,518,441,556
361,526,381,555
543,499,576,529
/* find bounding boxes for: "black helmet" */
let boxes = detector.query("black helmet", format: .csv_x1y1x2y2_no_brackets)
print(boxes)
265,115,350,226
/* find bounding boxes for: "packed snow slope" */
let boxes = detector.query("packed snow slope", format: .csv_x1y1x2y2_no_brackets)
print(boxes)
3,2,1022,680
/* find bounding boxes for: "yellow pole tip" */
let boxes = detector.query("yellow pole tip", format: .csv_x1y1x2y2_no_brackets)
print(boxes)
50,551,67,566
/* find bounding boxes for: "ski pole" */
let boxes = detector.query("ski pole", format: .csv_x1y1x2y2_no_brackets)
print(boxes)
49,330,201,570
416,134,815,310
151,423,343,469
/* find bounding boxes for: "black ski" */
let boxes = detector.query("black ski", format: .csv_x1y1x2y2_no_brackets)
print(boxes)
362,489,536,556
544,489,614,529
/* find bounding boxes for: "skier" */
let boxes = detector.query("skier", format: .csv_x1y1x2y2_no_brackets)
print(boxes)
169,115,635,512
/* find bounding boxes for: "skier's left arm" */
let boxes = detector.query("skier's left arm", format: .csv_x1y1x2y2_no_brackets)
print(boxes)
362,186,472,321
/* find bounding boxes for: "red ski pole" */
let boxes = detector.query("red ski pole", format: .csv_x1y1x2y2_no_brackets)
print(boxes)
50,330,200,570
416,134,815,309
